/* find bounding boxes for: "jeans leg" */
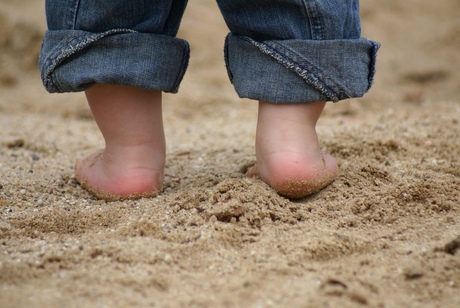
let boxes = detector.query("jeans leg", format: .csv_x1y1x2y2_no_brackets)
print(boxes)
217,0,380,103
40,0,190,93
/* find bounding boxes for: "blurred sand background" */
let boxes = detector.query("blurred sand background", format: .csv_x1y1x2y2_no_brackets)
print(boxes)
1,0,459,307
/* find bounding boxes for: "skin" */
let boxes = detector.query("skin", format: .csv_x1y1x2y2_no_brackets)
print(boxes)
247,101,338,199
75,84,338,201
75,84,165,201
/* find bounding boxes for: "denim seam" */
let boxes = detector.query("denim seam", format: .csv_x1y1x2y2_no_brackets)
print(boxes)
243,37,346,102
42,29,137,92
171,41,190,93
223,34,234,83
303,0,324,40
299,0,314,40
71,0,81,30
367,41,379,91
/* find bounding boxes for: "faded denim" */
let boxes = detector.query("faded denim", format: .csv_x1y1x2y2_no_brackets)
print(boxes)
39,0,380,103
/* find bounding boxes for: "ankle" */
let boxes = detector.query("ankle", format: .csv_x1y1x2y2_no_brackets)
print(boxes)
251,101,338,198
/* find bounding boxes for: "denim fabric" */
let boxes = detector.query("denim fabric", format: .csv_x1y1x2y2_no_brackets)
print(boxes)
39,0,379,103
218,0,379,103
40,0,189,93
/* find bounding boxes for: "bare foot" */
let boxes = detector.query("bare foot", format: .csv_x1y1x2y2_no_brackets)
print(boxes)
247,101,339,199
75,84,166,201
75,150,164,201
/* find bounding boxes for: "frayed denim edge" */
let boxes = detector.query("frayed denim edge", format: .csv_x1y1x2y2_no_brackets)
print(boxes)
41,29,137,93
223,34,234,84
367,40,380,91
243,36,342,102
171,41,190,94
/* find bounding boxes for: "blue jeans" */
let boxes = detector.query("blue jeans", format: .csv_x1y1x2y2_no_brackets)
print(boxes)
39,0,379,103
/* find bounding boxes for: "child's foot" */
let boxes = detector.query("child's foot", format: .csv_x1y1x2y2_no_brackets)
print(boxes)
75,149,164,201
247,101,338,199
75,84,166,201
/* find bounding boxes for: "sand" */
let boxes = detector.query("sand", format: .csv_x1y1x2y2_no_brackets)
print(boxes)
1,0,459,307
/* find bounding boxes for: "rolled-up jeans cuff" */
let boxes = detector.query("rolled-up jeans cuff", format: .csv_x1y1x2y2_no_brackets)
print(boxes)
224,33,380,103
39,29,190,93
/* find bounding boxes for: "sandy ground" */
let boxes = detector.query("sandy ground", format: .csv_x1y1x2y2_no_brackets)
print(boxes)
0,0,459,307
